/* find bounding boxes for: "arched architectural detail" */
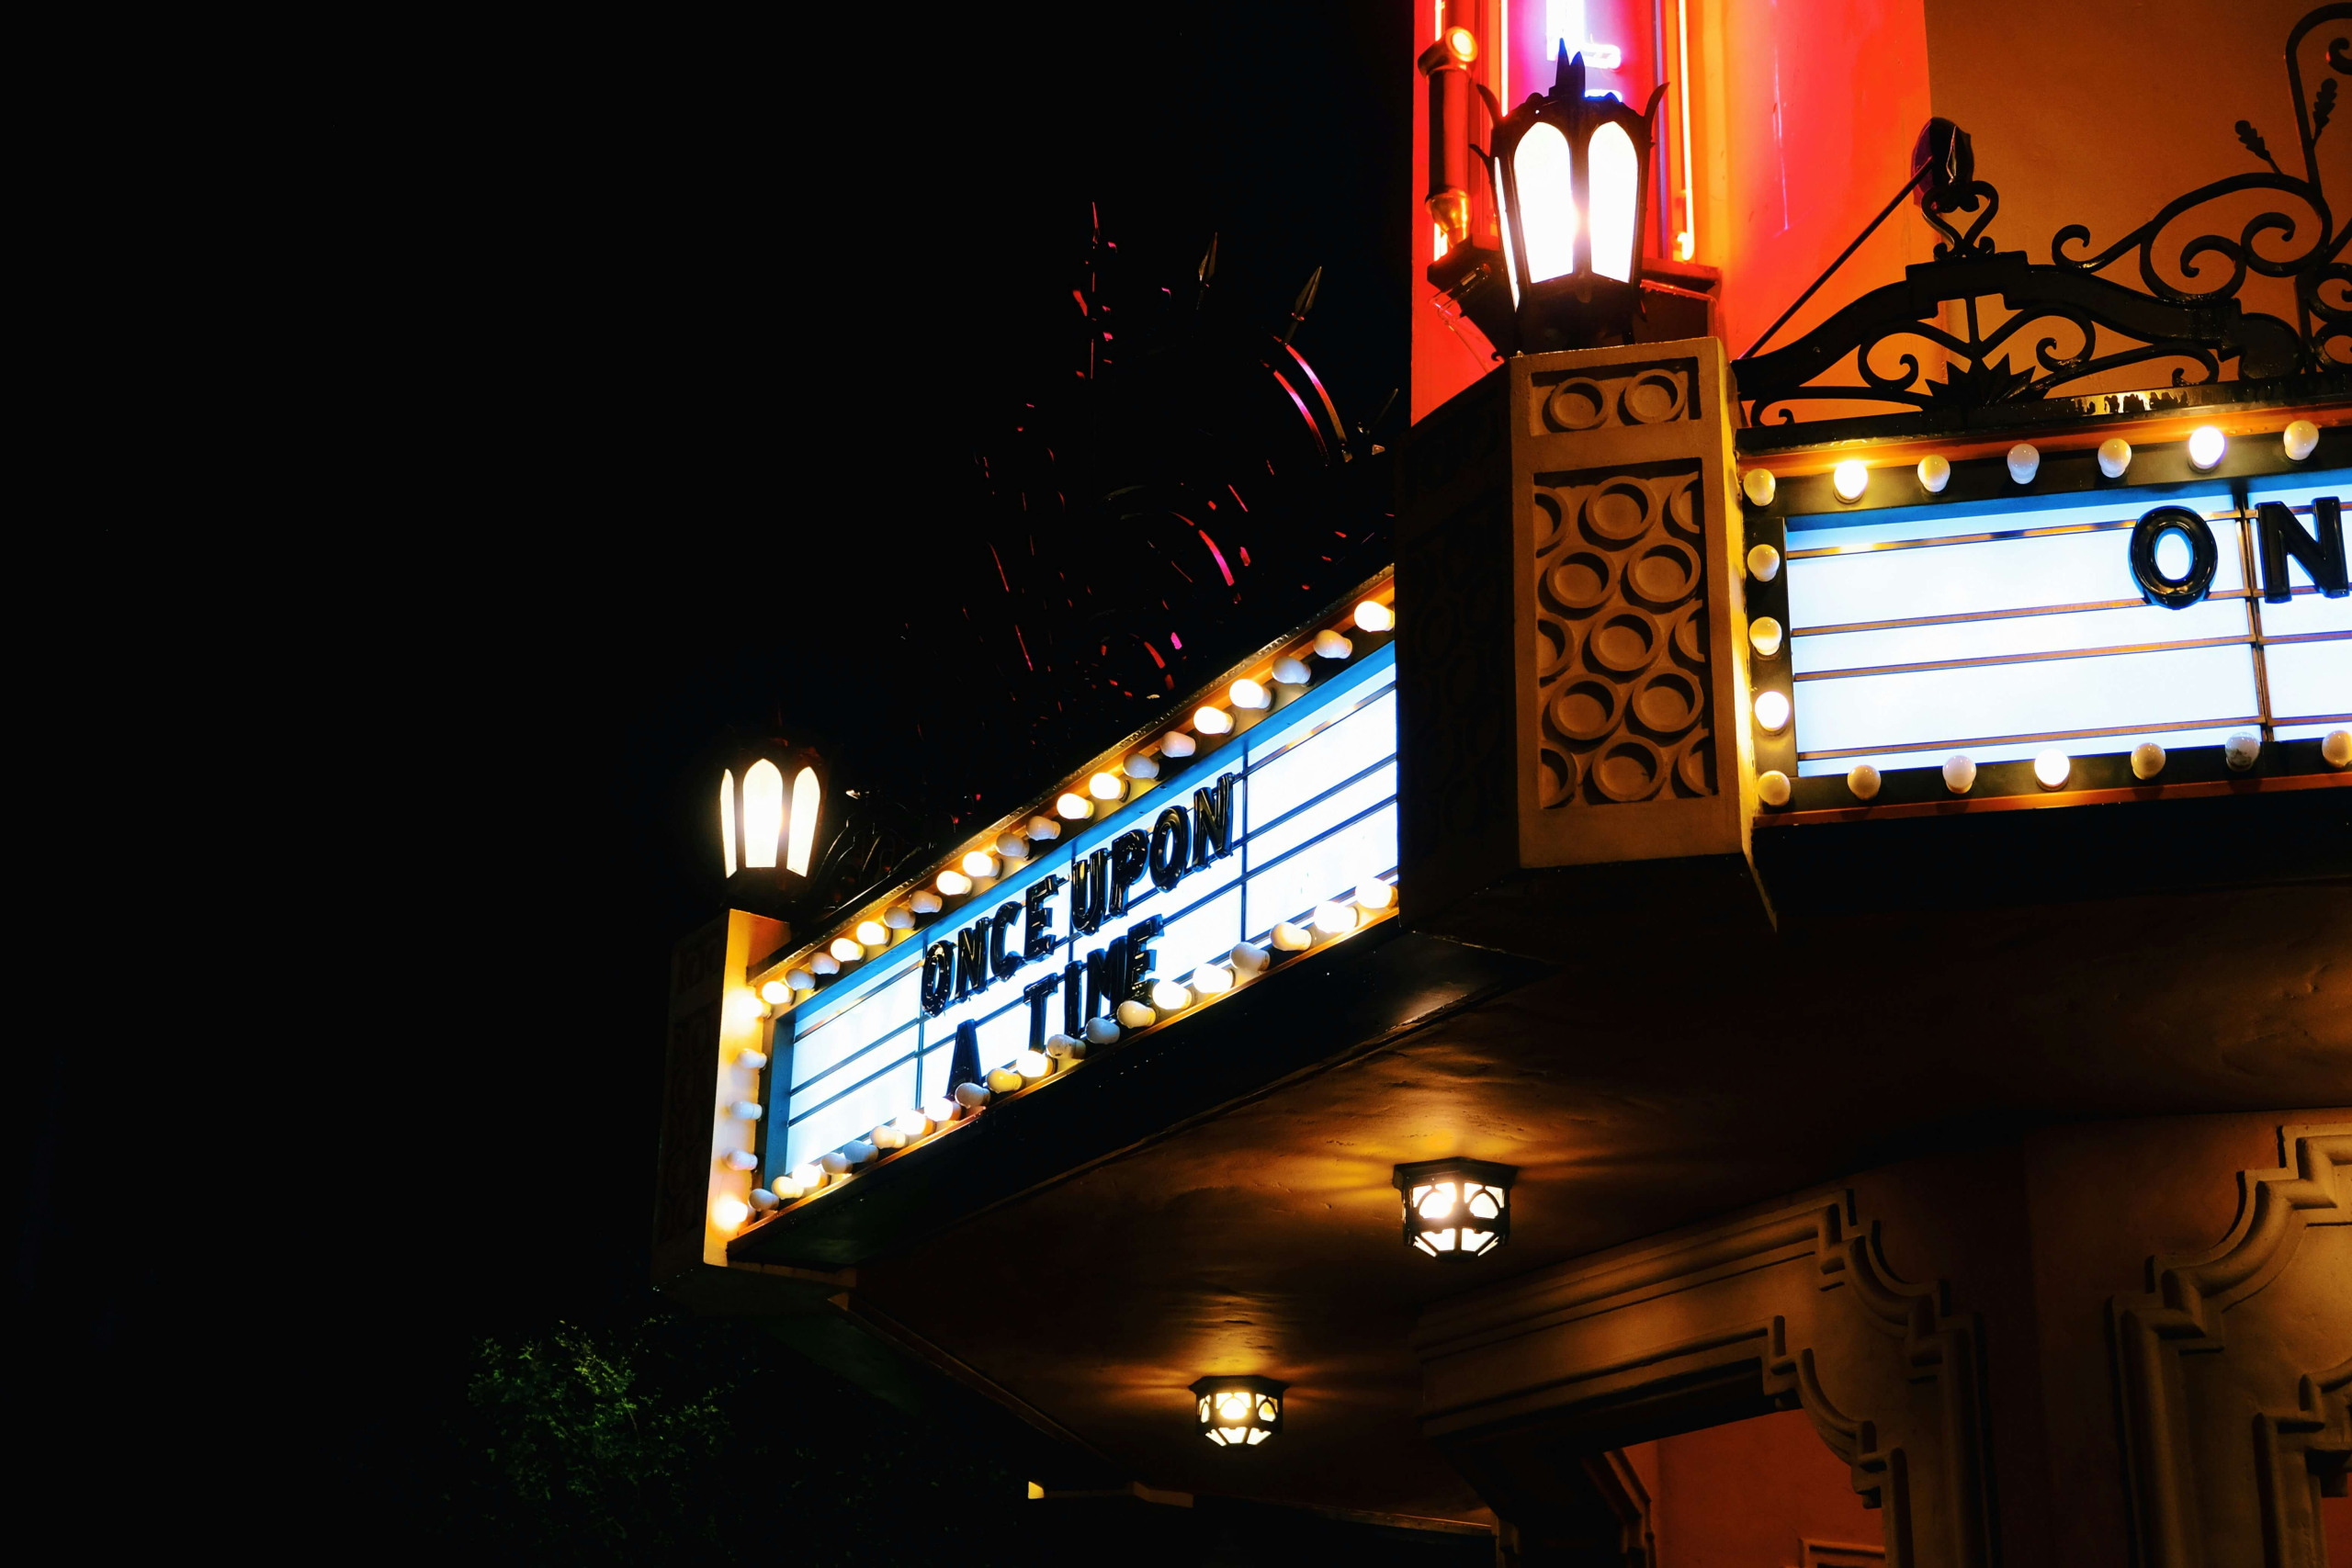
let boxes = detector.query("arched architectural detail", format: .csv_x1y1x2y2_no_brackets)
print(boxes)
1413,1190,1993,1568
2109,1125,2352,1568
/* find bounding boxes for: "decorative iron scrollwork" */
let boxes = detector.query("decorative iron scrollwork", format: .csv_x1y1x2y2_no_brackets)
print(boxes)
1736,4,2351,425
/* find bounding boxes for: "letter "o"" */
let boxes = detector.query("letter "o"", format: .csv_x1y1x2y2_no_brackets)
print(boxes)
2129,505,2218,610
1148,806,1191,892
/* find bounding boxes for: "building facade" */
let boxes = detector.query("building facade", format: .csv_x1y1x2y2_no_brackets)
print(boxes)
659,6,2350,1563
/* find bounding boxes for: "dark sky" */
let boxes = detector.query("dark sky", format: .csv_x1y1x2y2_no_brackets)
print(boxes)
15,2,1413,1534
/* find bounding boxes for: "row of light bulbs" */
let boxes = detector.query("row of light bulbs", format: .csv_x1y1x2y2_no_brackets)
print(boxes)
709,877,1400,1220
1750,728,2352,808
1737,420,2316,510
759,597,1396,996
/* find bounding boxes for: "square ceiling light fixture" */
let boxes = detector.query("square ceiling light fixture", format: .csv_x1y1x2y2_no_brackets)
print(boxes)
1394,1158,1518,1259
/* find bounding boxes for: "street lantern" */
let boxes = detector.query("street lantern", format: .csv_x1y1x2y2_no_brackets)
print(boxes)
719,739,829,888
1191,1375,1286,1447
1422,39,1664,355
1393,1158,1516,1259
1491,47,1665,353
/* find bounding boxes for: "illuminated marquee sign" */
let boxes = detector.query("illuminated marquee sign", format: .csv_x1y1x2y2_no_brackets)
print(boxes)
1767,473,2350,778
760,625,1400,1187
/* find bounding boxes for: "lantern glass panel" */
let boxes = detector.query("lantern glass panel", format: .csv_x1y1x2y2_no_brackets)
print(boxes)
1494,160,1521,306
1588,120,1639,282
787,765,822,874
1513,121,1579,281
721,769,738,875
742,760,785,868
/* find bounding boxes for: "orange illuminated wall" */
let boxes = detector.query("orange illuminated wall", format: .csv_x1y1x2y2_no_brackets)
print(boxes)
1623,1408,1884,1567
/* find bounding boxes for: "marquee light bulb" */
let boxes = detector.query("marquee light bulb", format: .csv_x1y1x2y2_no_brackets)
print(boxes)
809,953,839,976
937,869,973,895
723,1148,759,1171
760,980,790,1005
2187,425,2225,470
748,1187,780,1212
789,1162,824,1188
995,832,1030,859
910,890,943,914
737,1047,768,1072
2033,750,2071,789
729,1100,763,1121
1740,468,1776,507
1353,599,1395,633
2321,729,2352,766
2285,420,2320,461
1194,705,1234,735
1832,460,1868,502
1013,1049,1052,1079
885,904,915,929
961,851,999,878
854,919,888,946
1056,793,1093,819
1747,543,1781,581
1115,998,1156,1029
921,1098,956,1124
1748,616,1783,659
1752,690,1791,733
1272,920,1313,951
1943,754,1977,794
2225,731,2261,772
1027,815,1061,839
1847,764,1881,800
2007,443,2041,484
1312,901,1358,935
1917,454,1951,493
892,1110,930,1136
2098,437,2132,478
1230,942,1270,973
1446,25,1475,61
712,1195,750,1231
829,937,864,962
1122,753,1159,780
1191,964,1234,995
1271,656,1310,685
1160,731,1197,758
1355,879,1394,909
1758,770,1792,807
723,991,764,1031
786,967,815,990
1088,772,1125,800
1150,979,1194,1012
2132,742,2167,779
1229,678,1270,710
1314,628,1353,659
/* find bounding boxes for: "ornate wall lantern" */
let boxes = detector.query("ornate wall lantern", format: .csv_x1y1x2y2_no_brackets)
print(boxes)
1191,1375,1285,1447
1422,39,1663,355
719,740,829,892
1393,1158,1516,1258
1491,47,1664,353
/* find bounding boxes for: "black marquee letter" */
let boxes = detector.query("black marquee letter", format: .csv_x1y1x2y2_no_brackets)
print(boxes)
2129,505,2219,610
989,901,1023,980
1148,807,1191,891
1022,973,1061,1051
1070,850,1107,935
956,922,992,1000
1085,937,1129,1021
1125,915,1163,1001
1193,773,1238,866
1062,959,1085,1035
2257,496,2348,601
920,941,956,1016
1023,874,1064,960
1107,830,1150,917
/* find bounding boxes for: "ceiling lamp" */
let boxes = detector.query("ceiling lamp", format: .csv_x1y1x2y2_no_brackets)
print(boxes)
1190,1376,1285,1448
1393,1158,1516,1259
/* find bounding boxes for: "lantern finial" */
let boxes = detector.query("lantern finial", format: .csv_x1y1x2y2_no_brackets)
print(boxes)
1555,41,1584,98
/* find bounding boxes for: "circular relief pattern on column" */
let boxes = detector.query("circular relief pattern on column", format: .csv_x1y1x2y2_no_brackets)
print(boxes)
1591,736,1668,802
1544,378,1610,432
1631,668,1702,736
1676,729,1714,795
1627,539,1701,607
1667,477,1700,536
1621,369,1687,424
1537,618,1571,677
1586,608,1662,673
1549,678,1620,740
1584,480,1654,543
1533,491,1566,552
1546,549,1616,611
1538,747,1578,807
1671,601,1708,663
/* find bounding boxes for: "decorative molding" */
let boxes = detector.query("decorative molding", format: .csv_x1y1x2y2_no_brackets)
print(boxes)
1416,1190,1990,1568
2109,1124,2352,1568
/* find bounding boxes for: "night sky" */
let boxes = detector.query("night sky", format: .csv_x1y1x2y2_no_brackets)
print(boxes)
13,5,1418,1554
